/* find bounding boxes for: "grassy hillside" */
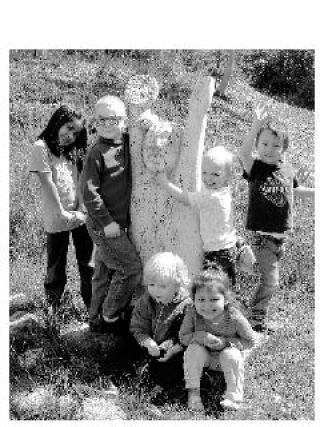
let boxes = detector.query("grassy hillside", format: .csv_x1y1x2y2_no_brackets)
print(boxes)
9,50,314,420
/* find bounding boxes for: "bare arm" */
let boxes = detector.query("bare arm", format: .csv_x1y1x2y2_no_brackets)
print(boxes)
156,172,190,206
239,103,270,173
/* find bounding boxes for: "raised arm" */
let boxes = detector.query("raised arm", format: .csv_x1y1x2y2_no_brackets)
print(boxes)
239,103,270,173
156,171,191,206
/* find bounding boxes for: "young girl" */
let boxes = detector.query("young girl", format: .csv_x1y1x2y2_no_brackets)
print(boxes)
130,252,192,389
29,105,94,327
157,146,255,289
179,266,259,411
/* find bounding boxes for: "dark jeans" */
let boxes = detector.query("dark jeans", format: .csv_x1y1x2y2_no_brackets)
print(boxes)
44,224,94,309
87,222,142,321
204,246,237,287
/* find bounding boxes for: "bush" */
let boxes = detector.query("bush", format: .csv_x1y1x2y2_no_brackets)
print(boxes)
239,50,314,110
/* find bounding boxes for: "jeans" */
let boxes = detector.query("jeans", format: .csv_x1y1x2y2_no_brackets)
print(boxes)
87,222,142,321
251,233,285,321
44,224,94,309
184,343,244,402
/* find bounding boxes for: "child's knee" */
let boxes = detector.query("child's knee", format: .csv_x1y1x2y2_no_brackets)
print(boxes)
184,343,207,364
219,347,243,365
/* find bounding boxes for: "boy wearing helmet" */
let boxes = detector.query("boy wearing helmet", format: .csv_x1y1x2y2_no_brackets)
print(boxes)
82,95,142,334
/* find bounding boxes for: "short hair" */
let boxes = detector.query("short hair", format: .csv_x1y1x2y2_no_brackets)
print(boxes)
143,252,189,290
95,95,126,118
190,264,235,309
256,126,289,152
203,145,234,180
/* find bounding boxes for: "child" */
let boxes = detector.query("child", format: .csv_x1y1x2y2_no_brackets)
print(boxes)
130,252,192,389
29,105,94,326
157,146,255,289
239,103,315,333
179,266,258,411
81,95,142,334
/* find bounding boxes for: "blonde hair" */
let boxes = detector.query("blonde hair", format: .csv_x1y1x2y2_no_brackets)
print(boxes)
95,95,127,118
203,146,233,180
143,252,189,290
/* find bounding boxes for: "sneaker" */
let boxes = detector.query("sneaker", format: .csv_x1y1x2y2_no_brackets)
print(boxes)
187,389,204,412
220,398,241,410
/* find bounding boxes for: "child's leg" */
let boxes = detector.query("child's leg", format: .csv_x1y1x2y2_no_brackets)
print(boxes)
251,235,284,326
100,231,142,320
88,245,111,323
44,231,69,306
219,347,244,404
71,224,94,310
184,344,210,410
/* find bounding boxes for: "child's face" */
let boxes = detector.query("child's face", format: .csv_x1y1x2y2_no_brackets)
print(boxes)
147,277,179,304
95,103,125,141
202,157,228,190
58,119,83,147
194,285,225,321
256,129,284,165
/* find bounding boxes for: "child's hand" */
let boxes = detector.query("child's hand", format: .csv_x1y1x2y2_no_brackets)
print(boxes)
157,342,182,362
103,221,121,238
145,339,161,357
295,166,314,187
59,211,82,229
254,103,270,126
204,334,226,351
73,211,86,224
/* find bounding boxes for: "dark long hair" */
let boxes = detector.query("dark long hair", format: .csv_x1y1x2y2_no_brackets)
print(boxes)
39,105,88,172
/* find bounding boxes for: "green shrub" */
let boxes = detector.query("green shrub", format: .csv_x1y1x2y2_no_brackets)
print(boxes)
239,50,314,110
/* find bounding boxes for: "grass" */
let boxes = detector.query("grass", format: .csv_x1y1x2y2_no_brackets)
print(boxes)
9,50,314,420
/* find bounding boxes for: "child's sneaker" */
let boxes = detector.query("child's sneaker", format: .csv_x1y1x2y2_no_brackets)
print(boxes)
187,388,204,412
220,398,241,410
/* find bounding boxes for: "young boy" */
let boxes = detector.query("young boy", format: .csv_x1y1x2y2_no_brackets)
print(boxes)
239,103,314,333
81,95,142,334
130,252,192,389
157,146,255,289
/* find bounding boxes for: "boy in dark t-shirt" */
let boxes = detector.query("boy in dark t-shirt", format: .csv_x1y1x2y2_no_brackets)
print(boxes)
239,103,314,333
81,95,142,334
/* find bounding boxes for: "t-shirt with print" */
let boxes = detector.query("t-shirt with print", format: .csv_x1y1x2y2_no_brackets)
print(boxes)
188,186,237,251
243,159,298,234
29,139,79,233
